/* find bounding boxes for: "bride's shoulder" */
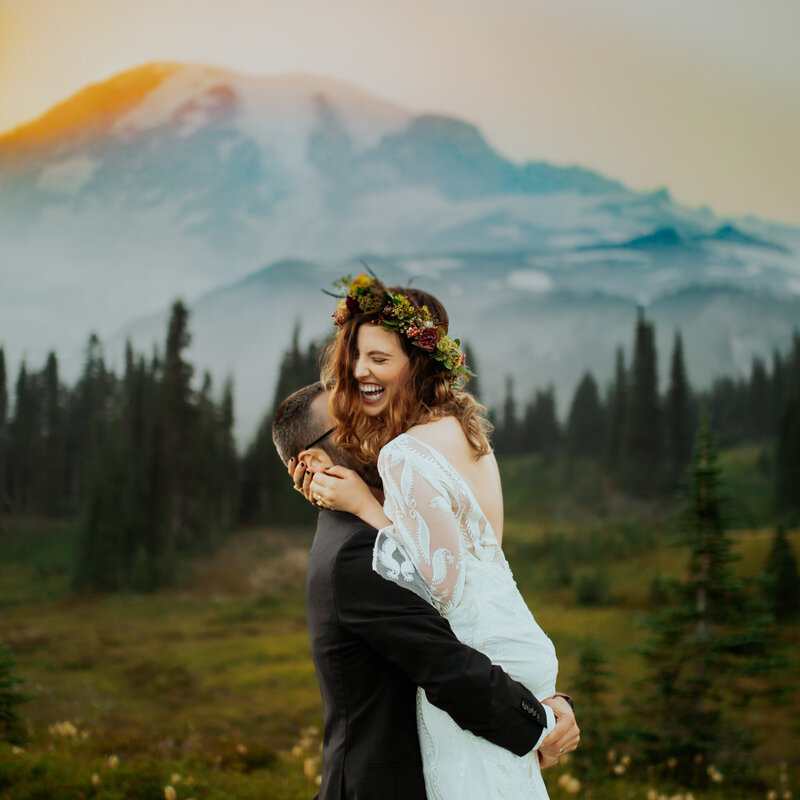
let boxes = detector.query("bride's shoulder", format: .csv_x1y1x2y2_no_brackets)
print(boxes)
405,415,463,446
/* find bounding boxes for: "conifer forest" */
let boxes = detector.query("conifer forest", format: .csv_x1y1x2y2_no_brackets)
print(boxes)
0,304,798,799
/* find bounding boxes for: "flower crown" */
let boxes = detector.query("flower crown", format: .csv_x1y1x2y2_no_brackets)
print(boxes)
328,273,476,389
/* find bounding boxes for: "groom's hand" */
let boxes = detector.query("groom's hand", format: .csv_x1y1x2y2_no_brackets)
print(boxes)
537,696,580,769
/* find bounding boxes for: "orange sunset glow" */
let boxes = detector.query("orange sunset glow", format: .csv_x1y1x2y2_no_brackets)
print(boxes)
1,0,798,224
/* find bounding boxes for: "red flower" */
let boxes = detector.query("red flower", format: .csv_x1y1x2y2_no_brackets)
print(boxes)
346,296,360,315
382,301,395,317
407,325,421,338
418,327,440,352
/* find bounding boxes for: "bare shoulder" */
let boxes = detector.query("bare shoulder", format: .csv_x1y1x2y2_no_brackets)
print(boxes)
406,416,473,460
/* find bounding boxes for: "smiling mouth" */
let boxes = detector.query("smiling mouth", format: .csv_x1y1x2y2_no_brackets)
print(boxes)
359,383,385,404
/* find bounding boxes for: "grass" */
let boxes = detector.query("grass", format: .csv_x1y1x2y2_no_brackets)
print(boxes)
0,442,797,798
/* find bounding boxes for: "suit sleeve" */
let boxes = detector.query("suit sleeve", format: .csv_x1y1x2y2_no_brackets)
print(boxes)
333,527,548,756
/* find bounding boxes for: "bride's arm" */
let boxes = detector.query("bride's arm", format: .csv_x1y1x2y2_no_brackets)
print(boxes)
309,466,391,530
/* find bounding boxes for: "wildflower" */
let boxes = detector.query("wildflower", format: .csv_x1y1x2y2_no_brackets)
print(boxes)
91,774,101,787
49,721,79,738
621,754,632,766
647,790,658,800
767,792,778,800
304,757,318,780
316,775,322,786
565,777,582,794
685,794,694,800
711,771,724,784
108,754,119,768
783,793,792,800
164,786,177,800
171,773,182,784
291,744,303,757
613,764,627,776
607,749,617,763
558,774,572,788
667,757,677,769
11,746,24,755
237,743,248,754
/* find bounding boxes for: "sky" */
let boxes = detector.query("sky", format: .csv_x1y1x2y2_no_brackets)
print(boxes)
1,0,798,225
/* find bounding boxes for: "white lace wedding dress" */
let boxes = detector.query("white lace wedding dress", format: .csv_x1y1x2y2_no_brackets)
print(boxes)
372,433,558,800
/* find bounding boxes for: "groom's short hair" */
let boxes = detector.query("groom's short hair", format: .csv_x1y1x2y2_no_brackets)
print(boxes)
272,382,382,489
272,382,337,465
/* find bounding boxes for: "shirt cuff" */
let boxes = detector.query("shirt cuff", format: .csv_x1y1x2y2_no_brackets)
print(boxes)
532,703,556,751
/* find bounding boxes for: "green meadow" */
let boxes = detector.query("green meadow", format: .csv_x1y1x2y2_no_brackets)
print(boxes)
0,445,797,799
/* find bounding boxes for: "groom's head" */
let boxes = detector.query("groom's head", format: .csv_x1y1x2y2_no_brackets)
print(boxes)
272,382,341,473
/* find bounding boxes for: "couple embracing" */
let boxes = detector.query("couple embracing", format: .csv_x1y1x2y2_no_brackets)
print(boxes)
272,274,580,800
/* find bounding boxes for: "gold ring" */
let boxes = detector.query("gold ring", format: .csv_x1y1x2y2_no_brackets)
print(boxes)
314,494,326,508
559,746,564,754
293,484,304,493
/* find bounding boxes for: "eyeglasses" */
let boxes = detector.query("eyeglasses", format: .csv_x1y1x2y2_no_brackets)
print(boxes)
302,427,335,452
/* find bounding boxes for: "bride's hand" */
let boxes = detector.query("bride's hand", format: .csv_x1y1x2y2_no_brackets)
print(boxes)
309,466,388,527
287,457,315,505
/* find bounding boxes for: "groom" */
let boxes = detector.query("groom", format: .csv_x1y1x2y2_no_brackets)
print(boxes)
273,382,579,800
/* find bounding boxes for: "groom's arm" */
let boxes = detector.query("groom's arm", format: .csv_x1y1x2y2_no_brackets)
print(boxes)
333,527,551,757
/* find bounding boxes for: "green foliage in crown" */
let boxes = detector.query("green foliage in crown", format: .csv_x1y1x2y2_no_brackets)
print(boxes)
329,273,476,389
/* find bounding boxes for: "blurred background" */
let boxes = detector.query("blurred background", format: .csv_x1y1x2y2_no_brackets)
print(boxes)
0,1,798,798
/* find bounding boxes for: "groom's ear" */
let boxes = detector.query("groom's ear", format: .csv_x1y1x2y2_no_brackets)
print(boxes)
299,447,334,472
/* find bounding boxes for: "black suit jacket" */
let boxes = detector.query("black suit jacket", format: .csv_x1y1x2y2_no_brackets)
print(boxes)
306,510,549,800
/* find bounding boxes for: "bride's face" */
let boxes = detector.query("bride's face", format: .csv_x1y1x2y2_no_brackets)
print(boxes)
352,323,411,417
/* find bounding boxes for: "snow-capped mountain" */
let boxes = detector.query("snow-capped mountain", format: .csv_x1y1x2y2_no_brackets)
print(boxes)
1,62,799,443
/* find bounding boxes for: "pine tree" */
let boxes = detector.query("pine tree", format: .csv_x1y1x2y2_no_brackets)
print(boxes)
0,642,31,745
747,356,770,440
572,641,612,779
8,361,41,512
605,347,626,472
160,300,195,559
764,526,800,621
566,372,605,458
521,385,560,454
665,331,692,488
0,348,8,514
775,338,800,521
637,409,776,781
41,351,65,515
462,342,481,402
620,308,661,496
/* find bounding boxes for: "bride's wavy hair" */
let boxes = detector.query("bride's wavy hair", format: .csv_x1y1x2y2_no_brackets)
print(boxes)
321,286,492,467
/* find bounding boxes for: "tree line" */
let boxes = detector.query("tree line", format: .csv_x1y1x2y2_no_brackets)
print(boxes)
492,308,800,514
0,301,237,590
2,304,798,590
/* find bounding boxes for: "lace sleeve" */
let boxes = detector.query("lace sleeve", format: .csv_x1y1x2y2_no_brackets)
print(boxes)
372,438,465,614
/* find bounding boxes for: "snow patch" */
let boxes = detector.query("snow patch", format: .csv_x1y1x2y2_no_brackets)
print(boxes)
508,270,554,292
36,155,100,194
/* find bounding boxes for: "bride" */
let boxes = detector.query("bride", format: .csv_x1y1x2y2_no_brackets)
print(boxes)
298,274,578,798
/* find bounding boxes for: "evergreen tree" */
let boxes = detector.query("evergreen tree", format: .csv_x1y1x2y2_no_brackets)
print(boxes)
462,342,481,402
571,641,612,780
637,409,776,781
160,300,195,559
747,356,770,440
521,385,560,454
763,526,800,621
41,351,65,515
566,372,605,458
240,328,325,524
775,339,800,521
494,377,519,456
769,348,785,436
8,362,41,512
0,642,31,745
665,331,692,488
605,347,626,472
0,348,8,514
620,308,661,496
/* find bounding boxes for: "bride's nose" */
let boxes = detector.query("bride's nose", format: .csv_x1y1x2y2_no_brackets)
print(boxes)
353,355,371,381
